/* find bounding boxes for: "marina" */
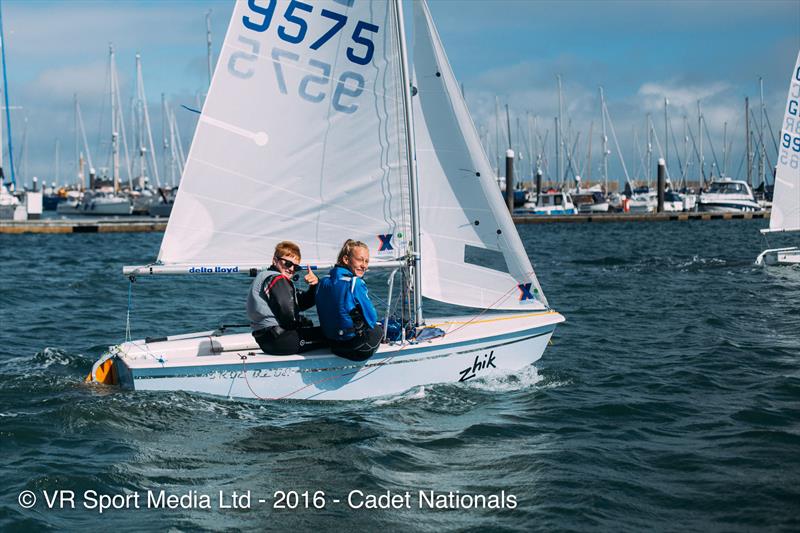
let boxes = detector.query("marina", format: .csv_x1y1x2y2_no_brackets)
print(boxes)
1,0,798,531
0,210,771,234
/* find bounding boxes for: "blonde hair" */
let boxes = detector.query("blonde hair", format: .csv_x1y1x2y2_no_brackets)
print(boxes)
274,240,301,261
336,239,368,265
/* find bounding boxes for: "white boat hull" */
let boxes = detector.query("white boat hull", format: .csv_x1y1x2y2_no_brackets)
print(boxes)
755,247,800,266
81,198,133,216
90,311,564,400
516,205,577,215
577,202,610,214
698,201,760,213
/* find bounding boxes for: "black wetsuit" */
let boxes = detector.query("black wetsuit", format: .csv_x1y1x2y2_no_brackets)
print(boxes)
247,266,327,355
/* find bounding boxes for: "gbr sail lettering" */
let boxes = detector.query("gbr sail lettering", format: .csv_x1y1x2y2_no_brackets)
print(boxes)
228,0,379,114
780,65,800,169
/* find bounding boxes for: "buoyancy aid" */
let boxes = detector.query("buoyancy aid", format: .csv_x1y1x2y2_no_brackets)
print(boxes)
247,266,316,332
316,265,377,341
246,269,285,331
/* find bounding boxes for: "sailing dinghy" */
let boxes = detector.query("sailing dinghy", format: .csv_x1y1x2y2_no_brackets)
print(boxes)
756,50,800,266
87,0,564,400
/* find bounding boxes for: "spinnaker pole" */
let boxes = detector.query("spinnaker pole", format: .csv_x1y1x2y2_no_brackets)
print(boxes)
393,0,424,327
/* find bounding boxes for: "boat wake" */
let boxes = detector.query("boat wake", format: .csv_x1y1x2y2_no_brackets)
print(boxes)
372,365,559,407
462,365,544,392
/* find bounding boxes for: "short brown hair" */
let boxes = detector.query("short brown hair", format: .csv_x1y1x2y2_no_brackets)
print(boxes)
274,240,301,260
336,239,368,265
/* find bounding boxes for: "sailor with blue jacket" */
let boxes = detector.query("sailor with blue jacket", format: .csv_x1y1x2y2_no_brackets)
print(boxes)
316,239,383,361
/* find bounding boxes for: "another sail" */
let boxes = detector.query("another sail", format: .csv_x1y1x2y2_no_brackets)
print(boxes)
412,0,548,310
769,50,800,233
159,0,411,268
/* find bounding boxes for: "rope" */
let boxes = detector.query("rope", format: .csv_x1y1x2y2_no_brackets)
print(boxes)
240,355,273,401
125,276,134,342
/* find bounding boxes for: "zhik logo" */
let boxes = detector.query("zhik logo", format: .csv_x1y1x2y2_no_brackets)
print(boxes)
458,351,496,382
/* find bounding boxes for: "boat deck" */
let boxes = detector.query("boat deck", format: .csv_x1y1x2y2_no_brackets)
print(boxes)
115,311,565,370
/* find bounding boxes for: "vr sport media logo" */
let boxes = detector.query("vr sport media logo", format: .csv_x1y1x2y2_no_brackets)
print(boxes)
458,350,496,382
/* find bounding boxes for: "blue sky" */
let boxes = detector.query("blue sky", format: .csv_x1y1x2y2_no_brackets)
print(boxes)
1,0,798,188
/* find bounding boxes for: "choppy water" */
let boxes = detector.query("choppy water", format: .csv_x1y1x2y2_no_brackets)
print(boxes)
2,220,799,531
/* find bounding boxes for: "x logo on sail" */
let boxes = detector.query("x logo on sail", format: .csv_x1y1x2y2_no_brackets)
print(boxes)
378,234,394,252
518,283,534,301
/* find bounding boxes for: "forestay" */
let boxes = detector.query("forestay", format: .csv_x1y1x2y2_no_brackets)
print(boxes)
767,50,800,234
159,0,412,269
412,0,548,310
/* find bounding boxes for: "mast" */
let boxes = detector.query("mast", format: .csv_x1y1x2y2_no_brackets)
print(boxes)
556,75,563,185
110,44,119,191
494,95,501,175
683,115,689,189
759,77,766,187
20,114,27,186
664,97,669,176
526,111,533,180
393,0,423,327
136,53,161,188
585,120,593,182
697,100,704,185
646,113,652,187
745,96,752,187
74,94,79,187
0,2,15,187
161,93,168,185
722,121,727,176
600,87,609,192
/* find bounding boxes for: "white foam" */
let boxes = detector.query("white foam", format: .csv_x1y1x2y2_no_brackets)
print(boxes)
464,365,544,392
372,385,427,406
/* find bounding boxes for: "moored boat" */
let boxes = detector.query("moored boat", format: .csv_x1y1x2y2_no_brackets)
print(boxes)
698,178,760,212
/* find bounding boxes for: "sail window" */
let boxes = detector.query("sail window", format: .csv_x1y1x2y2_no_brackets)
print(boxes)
464,245,510,274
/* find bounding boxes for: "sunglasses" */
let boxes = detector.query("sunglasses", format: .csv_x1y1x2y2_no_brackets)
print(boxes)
277,257,300,271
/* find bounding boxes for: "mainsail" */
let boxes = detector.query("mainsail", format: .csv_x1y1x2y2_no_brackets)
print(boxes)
412,0,548,310
768,50,800,234
159,0,411,268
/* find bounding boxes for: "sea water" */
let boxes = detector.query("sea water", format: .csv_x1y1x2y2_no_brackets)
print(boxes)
1,219,798,531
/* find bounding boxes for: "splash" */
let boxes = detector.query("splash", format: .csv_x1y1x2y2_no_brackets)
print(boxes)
463,365,544,392
373,385,428,406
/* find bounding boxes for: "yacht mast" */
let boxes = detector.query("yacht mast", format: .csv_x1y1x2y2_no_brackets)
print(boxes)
664,97,669,175
0,2,15,188
697,100,704,185
110,44,120,192
136,53,161,188
393,0,423,327
599,87,609,192
745,96,752,187
722,121,728,176
556,75,563,185
759,77,766,187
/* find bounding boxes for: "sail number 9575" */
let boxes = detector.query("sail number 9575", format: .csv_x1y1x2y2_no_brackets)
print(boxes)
228,0,378,114
243,0,379,66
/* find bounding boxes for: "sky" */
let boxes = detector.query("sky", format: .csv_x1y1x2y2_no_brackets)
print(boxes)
1,0,798,189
